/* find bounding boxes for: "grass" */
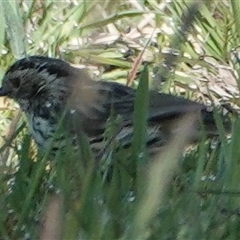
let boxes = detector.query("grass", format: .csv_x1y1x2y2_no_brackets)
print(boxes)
0,0,240,239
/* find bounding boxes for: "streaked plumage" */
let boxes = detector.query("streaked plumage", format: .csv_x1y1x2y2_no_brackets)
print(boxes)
0,56,216,157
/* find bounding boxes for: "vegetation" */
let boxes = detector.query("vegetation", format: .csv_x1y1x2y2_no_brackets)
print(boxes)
0,0,239,239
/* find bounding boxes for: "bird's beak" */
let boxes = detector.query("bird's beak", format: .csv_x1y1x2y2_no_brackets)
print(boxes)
0,86,10,96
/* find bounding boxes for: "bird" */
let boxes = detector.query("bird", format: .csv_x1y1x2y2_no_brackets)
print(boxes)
0,56,219,159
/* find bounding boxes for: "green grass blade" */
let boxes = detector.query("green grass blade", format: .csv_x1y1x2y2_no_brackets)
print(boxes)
132,64,149,166
1,0,26,58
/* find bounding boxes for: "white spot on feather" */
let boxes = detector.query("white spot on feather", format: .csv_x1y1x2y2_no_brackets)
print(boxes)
45,101,52,108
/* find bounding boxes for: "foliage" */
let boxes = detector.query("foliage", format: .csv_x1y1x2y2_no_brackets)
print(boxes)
0,0,239,239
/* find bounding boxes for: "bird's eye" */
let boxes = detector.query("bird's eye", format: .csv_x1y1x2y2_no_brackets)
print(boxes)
9,77,21,89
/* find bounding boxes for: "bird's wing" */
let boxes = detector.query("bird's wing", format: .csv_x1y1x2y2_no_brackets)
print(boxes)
148,91,204,120
65,81,135,138
65,80,205,144
99,81,204,121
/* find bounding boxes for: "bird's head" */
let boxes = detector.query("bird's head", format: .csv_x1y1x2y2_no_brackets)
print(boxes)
0,56,105,116
0,56,72,102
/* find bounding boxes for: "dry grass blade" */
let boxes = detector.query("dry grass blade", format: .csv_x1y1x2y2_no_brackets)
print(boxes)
127,29,155,87
127,112,198,239
39,193,64,240
0,110,22,166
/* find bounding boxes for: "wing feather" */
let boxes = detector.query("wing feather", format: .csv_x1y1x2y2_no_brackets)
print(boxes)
64,79,206,150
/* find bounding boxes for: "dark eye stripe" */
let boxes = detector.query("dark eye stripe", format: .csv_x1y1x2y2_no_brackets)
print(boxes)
9,77,21,89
